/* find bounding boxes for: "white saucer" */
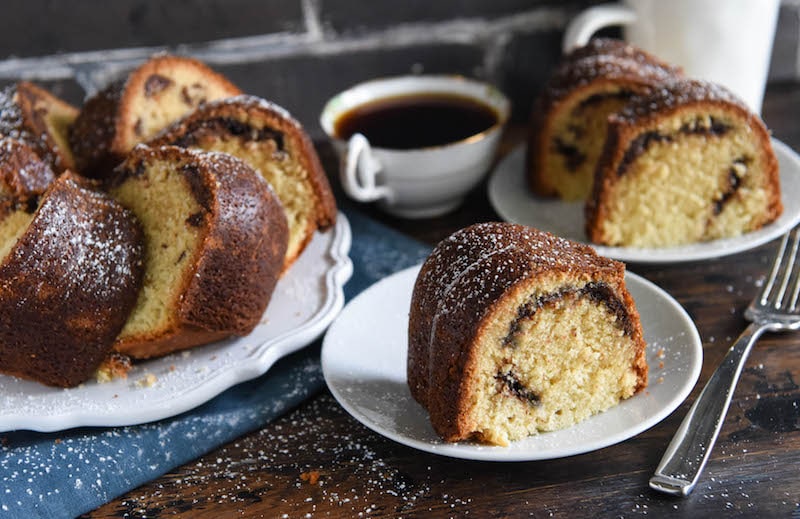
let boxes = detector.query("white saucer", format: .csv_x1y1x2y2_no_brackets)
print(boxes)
322,265,702,462
488,139,800,263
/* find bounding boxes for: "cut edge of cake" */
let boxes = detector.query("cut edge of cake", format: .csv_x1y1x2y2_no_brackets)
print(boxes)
109,144,288,359
585,79,782,247
148,94,336,272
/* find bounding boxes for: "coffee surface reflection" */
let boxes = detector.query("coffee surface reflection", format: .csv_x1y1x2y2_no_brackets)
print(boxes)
333,93,498,150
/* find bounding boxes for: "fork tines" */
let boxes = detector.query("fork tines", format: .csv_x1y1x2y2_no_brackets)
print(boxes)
760,227,800,311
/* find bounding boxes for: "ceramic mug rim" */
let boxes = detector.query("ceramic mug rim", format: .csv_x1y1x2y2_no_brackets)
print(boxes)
320,74,511,152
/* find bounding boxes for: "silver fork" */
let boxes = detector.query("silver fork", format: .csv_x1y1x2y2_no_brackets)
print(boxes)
650,228,800,496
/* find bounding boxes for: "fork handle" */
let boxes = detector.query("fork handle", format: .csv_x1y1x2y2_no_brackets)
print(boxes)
649,322,767,496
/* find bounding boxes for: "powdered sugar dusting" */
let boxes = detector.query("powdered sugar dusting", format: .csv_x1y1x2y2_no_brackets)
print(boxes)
414,222,620,362
221,94,302,132
0,85,36,148
615,78,751,124
98,394,474,517
0,83,69,172
25,175,141,301
542,47,680,109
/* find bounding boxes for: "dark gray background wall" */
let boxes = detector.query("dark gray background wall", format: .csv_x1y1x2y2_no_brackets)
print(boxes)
1,0,799,139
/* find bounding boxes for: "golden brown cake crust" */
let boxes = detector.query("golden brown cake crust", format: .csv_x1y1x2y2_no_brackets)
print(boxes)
407,222,647,441
67,79,125,178
0,81,79,173
585,78,782,243
527,39,681,197
69,54,242,178
0,172,144,387
612,78,762,124
0,138,56,216
562,38,679,69
111,145,288,359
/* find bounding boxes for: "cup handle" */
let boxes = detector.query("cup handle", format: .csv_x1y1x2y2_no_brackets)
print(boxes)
562,3,637,53
343,133,394,203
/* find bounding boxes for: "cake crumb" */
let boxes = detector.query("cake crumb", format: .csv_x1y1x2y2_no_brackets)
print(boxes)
95,353,133,383
300,471,321,485
135,373,158,388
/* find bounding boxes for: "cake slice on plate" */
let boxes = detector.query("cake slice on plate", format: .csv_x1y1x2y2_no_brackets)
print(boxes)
408,222,648,446
586,79,782,247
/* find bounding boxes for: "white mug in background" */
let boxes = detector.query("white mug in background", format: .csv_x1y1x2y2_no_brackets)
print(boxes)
320,75,510,219
563,0,780,113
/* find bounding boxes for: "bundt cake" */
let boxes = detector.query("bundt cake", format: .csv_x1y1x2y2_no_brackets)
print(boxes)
0,172,144,388
109,144,288,359
408,222,648,446
0,138,57,218
0,81,79,173
149,95,336,270
528,39,681,201
586,79,782,247
69,54,242,178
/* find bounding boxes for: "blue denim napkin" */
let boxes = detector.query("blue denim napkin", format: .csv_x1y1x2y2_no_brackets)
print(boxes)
0,208,432,519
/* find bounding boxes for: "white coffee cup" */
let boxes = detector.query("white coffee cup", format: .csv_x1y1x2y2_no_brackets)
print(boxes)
320,75,510,219
563,0,780,113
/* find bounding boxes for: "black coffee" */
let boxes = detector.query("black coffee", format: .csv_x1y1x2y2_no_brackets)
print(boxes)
333,93,499,150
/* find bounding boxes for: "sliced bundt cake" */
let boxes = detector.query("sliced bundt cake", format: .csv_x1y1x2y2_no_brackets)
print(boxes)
0,81,79,173
0,172,144,387
0,138,57,218
408,223,647,446
69,54,242,178
109,145,288,359
528,39,681,201
148,95,336,271
586,79,782,247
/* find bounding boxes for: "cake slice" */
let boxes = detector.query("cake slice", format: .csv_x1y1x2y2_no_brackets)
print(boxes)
149,95,336,271
109,145,288,359
0,172,144,387
0,81,79,173
0,138,57,218
586,79,782,247
527,39,681,200
408,223,648,445
69,54,242,178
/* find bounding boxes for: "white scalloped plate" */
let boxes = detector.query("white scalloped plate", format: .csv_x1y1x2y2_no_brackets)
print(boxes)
488,139,800,263
0,213,353,433
322,265,702,462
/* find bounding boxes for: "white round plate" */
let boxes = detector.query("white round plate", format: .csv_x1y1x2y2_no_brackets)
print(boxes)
488,139,800,263
322,265,702,462
0,213,353,433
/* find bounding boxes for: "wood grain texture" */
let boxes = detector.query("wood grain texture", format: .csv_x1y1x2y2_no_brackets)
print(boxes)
83,85,800,518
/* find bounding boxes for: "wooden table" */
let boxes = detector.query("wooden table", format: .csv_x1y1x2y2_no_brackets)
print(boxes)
86,84,800,518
